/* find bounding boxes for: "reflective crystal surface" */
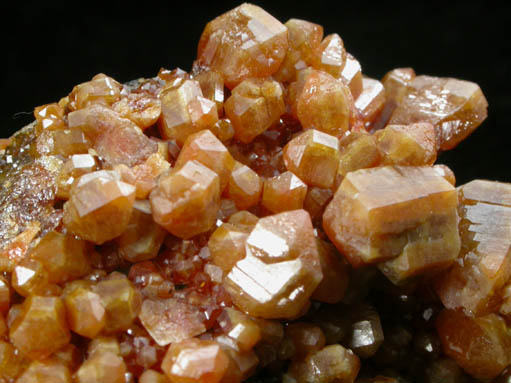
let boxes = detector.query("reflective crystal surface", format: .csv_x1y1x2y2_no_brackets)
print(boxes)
262,171,308,214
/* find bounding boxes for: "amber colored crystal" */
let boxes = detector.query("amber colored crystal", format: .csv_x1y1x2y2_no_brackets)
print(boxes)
324,166,460,282
227,210,259,231
218,342,259,382
9,296,70,360
209,118,235,143
15,360,72,383
0,340,28,382
0,313,6,337
35,128,92,157
432,164,456,186
94,122,158,168
340,54,363,100
224,77,285,143
296,69,352,137
116,152,171,199
34,103,66,135
274,19,323,83
76,351,127,383
312,34,346,79
112,91,161,129
117,200,166,263
262,171,308,214
346,304,384,359
30,231,90,284
312,239,350,304
139,298,206,347
150,160,220,239
176,129,235,191
88,336,121,357
93,273,142,333
226,162,263,210
389,75,488,150
12,259,51,297
285,322,326,360
64,287,106,338
218,307,262,352
354,78,385,130
161,338,229,383
197,3,288,88
424,358,466,383
159,79,219,146
69,73,122,110
288,344,360,383
436,309,511,380
208,223,249,274
376,123,437,166
63,170,136,244
194,70,225,117
225,210,322,319
303,187,333,222
283,129,340,188
435,180,511,316
336,131,381,183
0,277,9,314
57,154,98,199
140,369,170,383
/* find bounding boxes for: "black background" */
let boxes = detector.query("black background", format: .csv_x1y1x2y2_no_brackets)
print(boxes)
3,1,510,185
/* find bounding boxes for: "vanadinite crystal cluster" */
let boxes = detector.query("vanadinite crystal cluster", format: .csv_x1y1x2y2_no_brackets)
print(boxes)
0,3,505,383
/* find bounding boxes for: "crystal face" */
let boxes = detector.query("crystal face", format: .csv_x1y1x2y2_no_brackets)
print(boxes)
0,3,497,382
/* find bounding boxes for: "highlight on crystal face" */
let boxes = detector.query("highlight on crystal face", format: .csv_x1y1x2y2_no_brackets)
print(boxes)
0,2,497,383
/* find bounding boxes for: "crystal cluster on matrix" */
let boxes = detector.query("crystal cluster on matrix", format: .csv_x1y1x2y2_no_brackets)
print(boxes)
0,2,501,383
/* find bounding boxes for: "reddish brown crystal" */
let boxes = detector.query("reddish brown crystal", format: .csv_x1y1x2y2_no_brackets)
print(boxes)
12,259,51,297
150,160,220,239
197,3,288,88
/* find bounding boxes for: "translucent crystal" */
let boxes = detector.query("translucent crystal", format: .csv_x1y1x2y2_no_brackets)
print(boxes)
218,307,262,352
35,128,92,157
354,78,385,130
389,75,488,150
69,73,122,110
12,259,51,297
197,3,288,88
194,70,225,117
226,162,263,210
150,160,220,239
224,77,285,143
285,322,326,360
347,304,384,358
0,277,9,314
283,129,340,188
63,170,136,244
296,69,352,137
208,223,249,274
161,338,229,383
57,154,98,199
262,171,308,214
340,54,363,99
64,286,106,338
0,340,28,382
34,103,66,135
303,187,333,222
158,79,219,146
225,210,322,318
139,369,170,383
436,309,511,380
15,359,72,383
76,351,126,383
324,166,460,283
312,33,346,78
435,180,511,315
175,129,235,191
112,91,161,129
9,296,70,360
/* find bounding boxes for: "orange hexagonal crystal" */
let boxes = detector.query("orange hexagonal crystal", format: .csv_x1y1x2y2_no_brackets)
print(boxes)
296,69,352,137
57,154,98,199
197,3,288,88
29,231,91,284
63,170,136,244
15,360,72,383
34,103,66,135
9,296,70,360
436,310,511,380
354,77,386,130
340,54,363,100
311,33,347,79
76,351,126,383
274,19,323,83
226,162,263,210
176,129,235,192
283,129,340,188
34,127,92,157
150,160,220,239
68,73,122,110
224,77,285,143
161,338,229,383
217,307,261,352
435,180,511,316
158,79,219,146
224,210,322,319
389,75,488,150
93,272,141,334
117,200,166,263
262,171,308,214
208,223,249,274
376,122,437,166
194,70,225,117
64,286,106,338
112,91,161,130
12,259,51,297
324,166,460,284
